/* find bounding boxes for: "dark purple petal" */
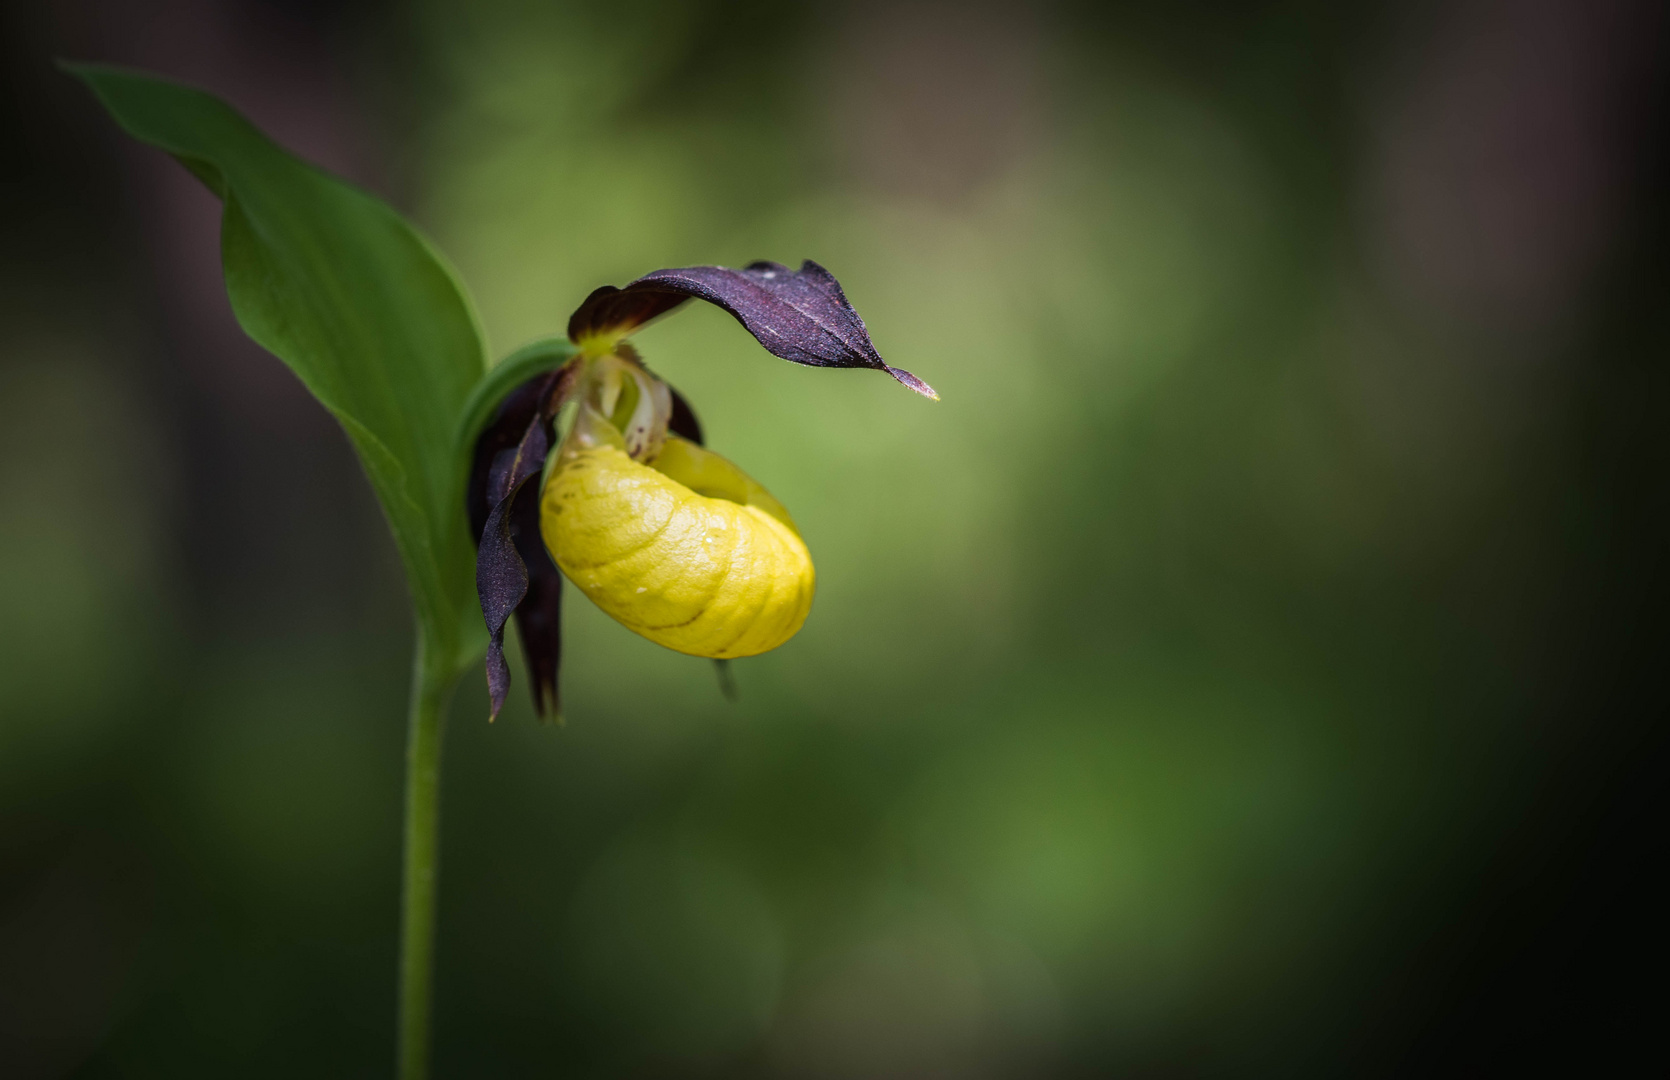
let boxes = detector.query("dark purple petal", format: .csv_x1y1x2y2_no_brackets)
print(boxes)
476,412,549,721
467,368,569,721
567,260,937,399
508,479,562,720
566,284,689,344
668,385,704,446
466,372,561,540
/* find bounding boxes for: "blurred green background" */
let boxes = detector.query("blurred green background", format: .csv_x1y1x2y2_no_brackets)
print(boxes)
2,0,1664,1076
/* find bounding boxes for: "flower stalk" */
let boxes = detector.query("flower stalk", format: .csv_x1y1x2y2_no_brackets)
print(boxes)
398,635,458,1080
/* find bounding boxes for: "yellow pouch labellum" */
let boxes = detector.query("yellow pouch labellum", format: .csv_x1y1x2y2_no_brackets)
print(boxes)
541,435,815,658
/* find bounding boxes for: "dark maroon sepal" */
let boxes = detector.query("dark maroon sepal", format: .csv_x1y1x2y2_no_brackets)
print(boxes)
566,284,688,344
668,385,704,445
466,367,572,721
567,261,937,399
506,480,562,719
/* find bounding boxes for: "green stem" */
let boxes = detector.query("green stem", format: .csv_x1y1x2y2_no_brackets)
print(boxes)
399,637,455,1080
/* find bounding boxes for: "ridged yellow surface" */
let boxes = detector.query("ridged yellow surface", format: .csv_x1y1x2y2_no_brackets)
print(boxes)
540,437,815,658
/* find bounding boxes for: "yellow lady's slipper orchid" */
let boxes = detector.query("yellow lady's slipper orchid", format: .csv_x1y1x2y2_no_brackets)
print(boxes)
469,260,934,720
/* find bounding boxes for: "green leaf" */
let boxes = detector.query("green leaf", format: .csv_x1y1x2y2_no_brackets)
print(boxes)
67,63,490,674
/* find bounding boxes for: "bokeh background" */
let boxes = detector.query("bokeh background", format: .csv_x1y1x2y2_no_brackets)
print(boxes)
3,0,1665,1076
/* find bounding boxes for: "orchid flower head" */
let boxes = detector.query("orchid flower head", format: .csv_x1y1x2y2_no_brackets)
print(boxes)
466,261,934,721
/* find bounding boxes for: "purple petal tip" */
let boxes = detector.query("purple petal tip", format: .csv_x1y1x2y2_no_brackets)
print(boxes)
888,367,939,400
